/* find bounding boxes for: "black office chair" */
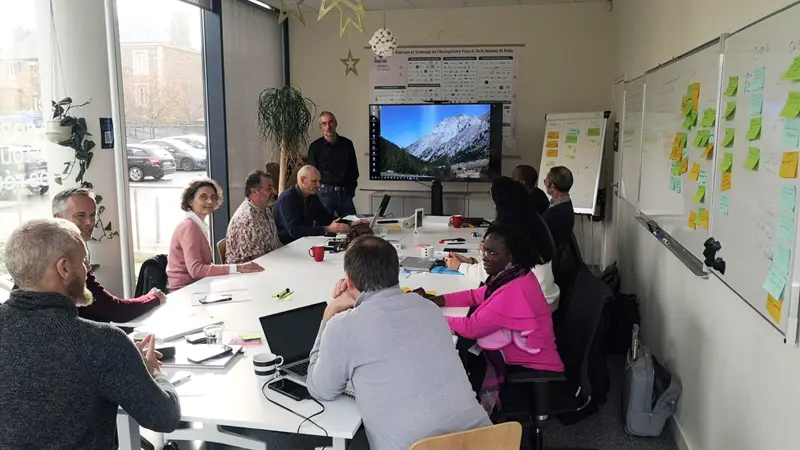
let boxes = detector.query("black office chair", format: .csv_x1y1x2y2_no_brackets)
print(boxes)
495,267,612,450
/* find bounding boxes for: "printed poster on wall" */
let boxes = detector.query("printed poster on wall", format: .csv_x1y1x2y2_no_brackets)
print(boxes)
370,46,519,152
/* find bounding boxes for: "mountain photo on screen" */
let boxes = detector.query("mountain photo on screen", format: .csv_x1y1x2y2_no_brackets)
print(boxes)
378,104,491,180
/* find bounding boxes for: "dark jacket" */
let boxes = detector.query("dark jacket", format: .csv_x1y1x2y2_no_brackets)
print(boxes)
543,199,576,250
0,290,181,449
135,254,168,297
307,135,359,196
530,187,550,217
273,186,337,244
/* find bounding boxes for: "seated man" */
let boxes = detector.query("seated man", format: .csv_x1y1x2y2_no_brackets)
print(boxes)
12,188,166,323
273,165,349,244
512,164,550,216
542,165,576,250
0,218,181,448
307,235,491,450
226,170,282,264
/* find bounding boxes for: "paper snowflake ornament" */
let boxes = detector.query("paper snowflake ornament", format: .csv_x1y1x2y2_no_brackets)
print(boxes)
369,28,398,57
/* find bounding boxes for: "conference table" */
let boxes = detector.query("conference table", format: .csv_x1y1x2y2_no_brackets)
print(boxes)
116,221,487,450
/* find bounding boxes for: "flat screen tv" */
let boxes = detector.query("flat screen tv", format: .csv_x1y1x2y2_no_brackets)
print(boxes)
368,103,503,182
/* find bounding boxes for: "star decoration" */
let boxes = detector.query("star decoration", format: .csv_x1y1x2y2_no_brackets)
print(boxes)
340,49,360,76
278,0,305,26
318,0,342,21
318,0,365,37
335,3,364,37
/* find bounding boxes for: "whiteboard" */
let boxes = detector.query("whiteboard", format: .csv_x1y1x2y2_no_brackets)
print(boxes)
537,111,610,215
708,5,800,336
639,41,723,264
621,76,645,207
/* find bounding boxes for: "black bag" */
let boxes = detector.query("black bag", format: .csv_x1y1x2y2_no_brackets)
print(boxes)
599,262,640,354
600,261,621,294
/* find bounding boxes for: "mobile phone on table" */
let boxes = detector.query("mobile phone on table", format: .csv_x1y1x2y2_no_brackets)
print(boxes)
443,247,469,253
186,344,233,364
185,332,207,344
267,378,311,401
199,294,233,304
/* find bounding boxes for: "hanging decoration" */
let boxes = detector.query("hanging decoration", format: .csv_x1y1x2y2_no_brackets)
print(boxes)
369,13,397,57
318,0,365,38
340,49,361,77
277,0,305,26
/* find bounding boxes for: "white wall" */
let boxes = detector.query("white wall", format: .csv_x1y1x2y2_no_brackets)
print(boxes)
613,1,800,449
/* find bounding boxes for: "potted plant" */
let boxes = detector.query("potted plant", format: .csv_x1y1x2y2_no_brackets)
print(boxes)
256,86,316,193
46,97,87,144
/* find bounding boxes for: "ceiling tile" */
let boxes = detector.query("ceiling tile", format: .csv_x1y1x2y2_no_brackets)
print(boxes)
407,0,467,8
363,0,415,9
464,0,519,5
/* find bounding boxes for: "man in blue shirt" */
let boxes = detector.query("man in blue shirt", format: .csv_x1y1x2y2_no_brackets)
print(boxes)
273,165,350,244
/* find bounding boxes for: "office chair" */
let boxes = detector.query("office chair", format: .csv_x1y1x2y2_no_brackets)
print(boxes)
495,267,612,450
217,238,227,264
410,422,522,450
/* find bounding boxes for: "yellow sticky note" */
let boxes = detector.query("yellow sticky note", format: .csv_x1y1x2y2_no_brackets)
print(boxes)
669,147,682,162
546,140,559,148
698,208,709,229
746,117,763,140
239,333,261,340
689,162,701,181
780,92,800,119
688,211,697,230
401,287,436,295
681,157,688,174
693,186,706,203
780,152,799,179
767,293,783,324
721,171,732,191
701,142,714,159
744,147,760,170
546,149,559,158
681,94,688,111
547,131,560,140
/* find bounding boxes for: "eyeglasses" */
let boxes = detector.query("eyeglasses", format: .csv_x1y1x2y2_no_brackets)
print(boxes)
479,242,508,259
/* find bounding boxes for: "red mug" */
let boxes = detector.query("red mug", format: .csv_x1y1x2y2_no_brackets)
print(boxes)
308,245,325,262
450,215,464,228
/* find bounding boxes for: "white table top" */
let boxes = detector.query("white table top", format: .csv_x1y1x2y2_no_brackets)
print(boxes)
126,225,486,439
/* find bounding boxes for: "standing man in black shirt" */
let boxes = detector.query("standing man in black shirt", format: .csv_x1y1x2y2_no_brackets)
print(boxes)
512,164,550,216
307,111,359,216
542,166,576,250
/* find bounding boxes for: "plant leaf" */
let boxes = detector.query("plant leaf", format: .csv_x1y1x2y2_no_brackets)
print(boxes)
81,181,93,189
104,221,112,231
84,140,96,152
95,194,103,204
90,264,100,272
54,176,62,185
58,97,72,105
98,205,106,215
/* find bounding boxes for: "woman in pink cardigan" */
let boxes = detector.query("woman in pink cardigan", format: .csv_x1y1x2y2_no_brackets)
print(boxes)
167,178,263,291
416,224,563,412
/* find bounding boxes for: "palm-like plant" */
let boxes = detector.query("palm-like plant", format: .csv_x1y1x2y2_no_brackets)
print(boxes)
256,86,316,193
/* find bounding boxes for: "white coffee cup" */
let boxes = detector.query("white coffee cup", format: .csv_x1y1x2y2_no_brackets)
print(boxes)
253,352,284,381
419,246,433,259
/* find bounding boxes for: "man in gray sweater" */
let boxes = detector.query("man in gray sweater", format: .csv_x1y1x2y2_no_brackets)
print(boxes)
307,235,491,450
0,218,181,449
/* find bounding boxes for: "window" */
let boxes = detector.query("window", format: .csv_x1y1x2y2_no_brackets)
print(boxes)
135,84,149,105
6,62,16,79
133,50,149,74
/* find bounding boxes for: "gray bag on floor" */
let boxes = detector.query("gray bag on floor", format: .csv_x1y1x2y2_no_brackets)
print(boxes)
622,325,682,437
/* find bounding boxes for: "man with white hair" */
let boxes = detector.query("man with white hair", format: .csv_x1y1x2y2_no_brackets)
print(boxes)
0,218,181,448
273,165,350,244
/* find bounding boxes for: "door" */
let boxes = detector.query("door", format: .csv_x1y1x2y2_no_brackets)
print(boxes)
602,79,626,266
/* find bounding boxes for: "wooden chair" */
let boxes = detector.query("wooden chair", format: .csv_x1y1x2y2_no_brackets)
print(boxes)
216,238,227,264
409,422,522,450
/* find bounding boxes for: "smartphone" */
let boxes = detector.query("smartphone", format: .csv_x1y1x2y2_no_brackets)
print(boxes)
185,332,207,344
186,344,233,364
267,378,311,401
199,294,233,304
443,247,469,253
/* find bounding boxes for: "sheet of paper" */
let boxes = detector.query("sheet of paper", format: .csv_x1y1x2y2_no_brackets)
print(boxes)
784,119,800,148
780,152,799,179
744,147,760,170
697,168,707,187
693,186,706,203
773,243,792,276
749,93,764,116
547,131,559,140
724,101,736,119
723,128,735,147
780,92,800,119
701,142,714,159
766,294,783,324
781,56,800,82
724,76,738,96
689,162,701,181
748,66,766,92
587,127,601,136
688,211,697,230
746,117,763,141
698,208,709,229
763,267,788,300
721,152,734,172
546,149,558,158
720,194,730,215
564,135,578,144
701,108,716,127
780,184,797,212
721,171,732,191
778,213,796,243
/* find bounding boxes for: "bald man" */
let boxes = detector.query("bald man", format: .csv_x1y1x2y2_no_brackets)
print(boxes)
273,165,350,244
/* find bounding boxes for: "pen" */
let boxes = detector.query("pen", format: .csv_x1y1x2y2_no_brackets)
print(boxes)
171,374,192,387
272,288,290,298
278,290,294,300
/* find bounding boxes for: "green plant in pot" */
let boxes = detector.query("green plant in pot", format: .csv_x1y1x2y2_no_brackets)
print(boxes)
256,86,316,193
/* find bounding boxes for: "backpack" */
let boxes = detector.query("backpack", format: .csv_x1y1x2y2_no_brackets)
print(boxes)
599,262,641,354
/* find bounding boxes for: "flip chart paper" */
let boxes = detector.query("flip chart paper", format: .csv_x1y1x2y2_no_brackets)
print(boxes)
724,102,736,119
783,119,800,148
781,56,800,82
720,194,730,215
780,185,796,212
780,152,799,179
744,147,760,170
698,169,707,187
689,163,701,181
748,66,766,92
746,117,763,140
688,211,697,230
721,152,734,172
721,171,732,191
766,294,782,324
763,268,788,300
749,93,763,116
780,92,800,119
778,214,796,243
693,186,706,203
773,243,792,277
724,76,738,96
723,128,735,147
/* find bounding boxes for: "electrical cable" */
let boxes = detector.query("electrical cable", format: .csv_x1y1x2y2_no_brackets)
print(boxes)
260,381,329,449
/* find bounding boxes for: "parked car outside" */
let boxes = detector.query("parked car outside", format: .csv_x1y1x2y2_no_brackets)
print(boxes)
127,144,176,182
143,137,207,172
170,134,206,151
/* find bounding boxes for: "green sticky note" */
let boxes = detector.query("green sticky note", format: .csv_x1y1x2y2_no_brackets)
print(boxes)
724,101,737,119
693,131,705,147
723,128,735,147
682,110,697,130
749,93,763,116
679,133,687,148
698,168,707,186
781,184,797,212
699,130,711,147
744,147,760,170
763,267,788,300
781,56,800,82
780,92,800,119
720,194,730,215
746,117,763,140
724,76,739,96
721,152,734,172
671,162,681,176
784,119,800,147
778,214,796,243
693,186,706,203
683,100,692,117
748,66,766,92
587,128,601,136
701,108,716,127
565,135,578,144
774,243,792,276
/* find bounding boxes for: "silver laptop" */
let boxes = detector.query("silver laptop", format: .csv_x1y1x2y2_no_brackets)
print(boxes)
401,256,436,271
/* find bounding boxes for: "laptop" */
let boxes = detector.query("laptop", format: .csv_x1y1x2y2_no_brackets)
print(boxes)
401,256,436,271
259,302,327,382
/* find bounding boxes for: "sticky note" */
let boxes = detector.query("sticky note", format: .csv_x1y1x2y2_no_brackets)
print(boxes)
671,162,681,176
546,149,558,158
783,119,800,148
681,157,688,174
671,176,682,193
683,97,692,116
701,142,714,159
568,128,579,135
780,184,796,212
547,131,559,140
724,76,738,96
682,114,695,130
746,117,762,140
693,131,704,147
587,128,601,136
781,56,800,82
698,169,707,186
773,243,792,276
744,147,760,170
565,135,578,144
721,152,734,172
698,208,709,229
546,140,558,148
780,152,799,179
691,87,700,112
669,147,682,161
749,93,763,116
723,128,735,147
724,102,737,119
780,92,800,119
682,147,689,160
681,94,688,111
693,186,706,203
679,133,687,148
689,162,701,181
699,131,710,147
721,171,732,191
777,213,796,243
701,108,716,127
720,194,730,215
688,211,697,230
763,267,788,300
766,294,783,324
400,287,437,295
748,66,766,92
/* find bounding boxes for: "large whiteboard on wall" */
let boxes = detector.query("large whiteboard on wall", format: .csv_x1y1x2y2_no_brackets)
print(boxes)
639,41,722,264
537,111,610,215
370,46,519,153
708,5,800,335
621,76,645,207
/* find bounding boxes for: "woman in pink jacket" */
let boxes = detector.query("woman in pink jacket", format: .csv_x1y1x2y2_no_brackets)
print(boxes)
167,178,263,291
